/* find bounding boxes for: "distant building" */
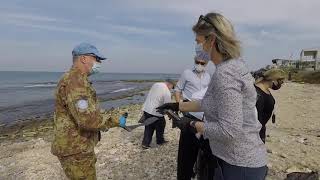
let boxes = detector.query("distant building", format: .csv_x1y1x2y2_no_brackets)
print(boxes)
271,48,320,71
300,48,320,70
271,59,298,68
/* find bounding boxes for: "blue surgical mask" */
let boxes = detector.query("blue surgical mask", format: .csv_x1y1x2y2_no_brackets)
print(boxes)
90,62,101,75
195,43,211,60
195,43,204,53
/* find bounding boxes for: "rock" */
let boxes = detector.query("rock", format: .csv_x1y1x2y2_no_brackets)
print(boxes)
267,149,273,154
109,149,117,155
279,153,288,159
286,166,312,173
280,139,287,144
297,137,307,144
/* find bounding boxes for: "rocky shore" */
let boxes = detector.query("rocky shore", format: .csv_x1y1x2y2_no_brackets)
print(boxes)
0,82,319,180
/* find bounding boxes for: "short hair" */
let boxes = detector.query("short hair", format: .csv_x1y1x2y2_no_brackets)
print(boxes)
72,55,80,63
165,79,176,88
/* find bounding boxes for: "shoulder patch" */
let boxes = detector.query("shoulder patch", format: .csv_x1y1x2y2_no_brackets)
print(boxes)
77,99,88,110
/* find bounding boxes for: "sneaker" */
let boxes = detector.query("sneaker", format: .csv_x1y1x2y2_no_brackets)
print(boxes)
142,144,151,149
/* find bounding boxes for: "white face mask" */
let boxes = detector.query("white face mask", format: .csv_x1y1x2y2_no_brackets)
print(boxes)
89,62,101,75
194,64,205,72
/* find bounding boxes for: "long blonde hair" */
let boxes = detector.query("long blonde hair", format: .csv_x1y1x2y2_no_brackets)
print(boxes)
192,12,241,61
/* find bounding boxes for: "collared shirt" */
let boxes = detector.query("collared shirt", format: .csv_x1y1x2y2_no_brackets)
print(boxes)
189,88,207,120
175,69,211,100
142,82,172,117
201,59,267,168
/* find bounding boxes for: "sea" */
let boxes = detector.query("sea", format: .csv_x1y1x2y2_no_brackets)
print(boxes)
0,71,179,126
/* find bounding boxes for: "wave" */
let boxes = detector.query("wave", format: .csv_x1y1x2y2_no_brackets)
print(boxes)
111,87,135,93
24,83,57,88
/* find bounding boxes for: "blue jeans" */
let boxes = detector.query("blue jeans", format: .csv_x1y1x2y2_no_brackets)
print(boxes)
214,159,268,180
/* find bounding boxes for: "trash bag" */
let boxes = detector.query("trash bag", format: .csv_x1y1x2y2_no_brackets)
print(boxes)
285,171,319,180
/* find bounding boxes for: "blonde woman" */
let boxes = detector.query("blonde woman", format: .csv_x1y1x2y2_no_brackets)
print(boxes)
255,69,285,143
157,12,267,180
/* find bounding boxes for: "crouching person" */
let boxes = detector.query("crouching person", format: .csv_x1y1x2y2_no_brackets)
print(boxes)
141,79,175,149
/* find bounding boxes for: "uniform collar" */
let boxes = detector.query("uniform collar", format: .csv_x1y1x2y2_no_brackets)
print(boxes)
70,66,89,81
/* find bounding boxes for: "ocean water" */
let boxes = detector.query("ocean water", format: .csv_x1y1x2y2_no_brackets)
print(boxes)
0,71,179,125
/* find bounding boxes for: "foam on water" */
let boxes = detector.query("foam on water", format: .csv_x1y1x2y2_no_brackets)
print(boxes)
111,87,135,93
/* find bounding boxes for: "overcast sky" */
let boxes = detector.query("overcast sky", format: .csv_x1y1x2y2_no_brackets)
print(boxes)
0,0,319,73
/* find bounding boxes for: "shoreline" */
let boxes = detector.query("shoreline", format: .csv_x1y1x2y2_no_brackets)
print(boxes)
0,87,150,127
0,103,143,144
0,79,162,143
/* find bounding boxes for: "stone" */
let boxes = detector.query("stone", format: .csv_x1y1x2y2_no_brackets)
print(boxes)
286,166,312,173
279,153,288,159
109,148,117,155
297,137,308,145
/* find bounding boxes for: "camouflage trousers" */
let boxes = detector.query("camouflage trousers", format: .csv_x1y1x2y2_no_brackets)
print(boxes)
58,152,97,180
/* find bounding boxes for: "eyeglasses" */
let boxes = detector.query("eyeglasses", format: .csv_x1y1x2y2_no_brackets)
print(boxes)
85,54,100,62
198,15,216,30
195,61,206,66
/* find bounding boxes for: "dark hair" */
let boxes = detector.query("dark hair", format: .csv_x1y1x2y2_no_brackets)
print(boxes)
165,79,176,87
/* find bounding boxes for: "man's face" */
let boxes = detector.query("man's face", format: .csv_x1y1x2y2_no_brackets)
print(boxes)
195,59,207,67
166,83,174,90
81,55,101,73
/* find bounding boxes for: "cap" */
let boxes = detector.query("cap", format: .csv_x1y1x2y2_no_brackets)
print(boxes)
72,42,107,60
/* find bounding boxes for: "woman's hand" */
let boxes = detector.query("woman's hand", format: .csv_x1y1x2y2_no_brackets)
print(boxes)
179,101,201,112
191,121,205,134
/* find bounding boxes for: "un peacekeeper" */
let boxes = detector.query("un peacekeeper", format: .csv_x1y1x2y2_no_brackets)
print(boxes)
51,42,125,180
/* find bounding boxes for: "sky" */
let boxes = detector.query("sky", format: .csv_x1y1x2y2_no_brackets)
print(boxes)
0,0,319,73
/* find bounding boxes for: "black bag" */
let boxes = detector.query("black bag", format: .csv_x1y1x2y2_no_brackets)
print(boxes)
285,171,319,180
138,113,146,123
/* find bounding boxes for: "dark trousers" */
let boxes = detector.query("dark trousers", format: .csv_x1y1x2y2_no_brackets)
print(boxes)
196,138,216,180
142,112,166,146
177,114,200,180
214,159,268,180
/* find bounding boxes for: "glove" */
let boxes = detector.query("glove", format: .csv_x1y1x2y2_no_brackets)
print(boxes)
175,117,197,133
119,112,128,128
156,103,179,114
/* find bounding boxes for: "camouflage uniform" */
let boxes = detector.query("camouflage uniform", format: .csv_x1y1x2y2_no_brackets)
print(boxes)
51,67,119,180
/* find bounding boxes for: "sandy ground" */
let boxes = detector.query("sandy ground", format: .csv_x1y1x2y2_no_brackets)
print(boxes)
0,82,319,180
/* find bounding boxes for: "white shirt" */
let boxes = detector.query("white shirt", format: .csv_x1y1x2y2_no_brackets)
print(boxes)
205,61,216,77
189,88,207,120
142,82,172,117
175,69,211,100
